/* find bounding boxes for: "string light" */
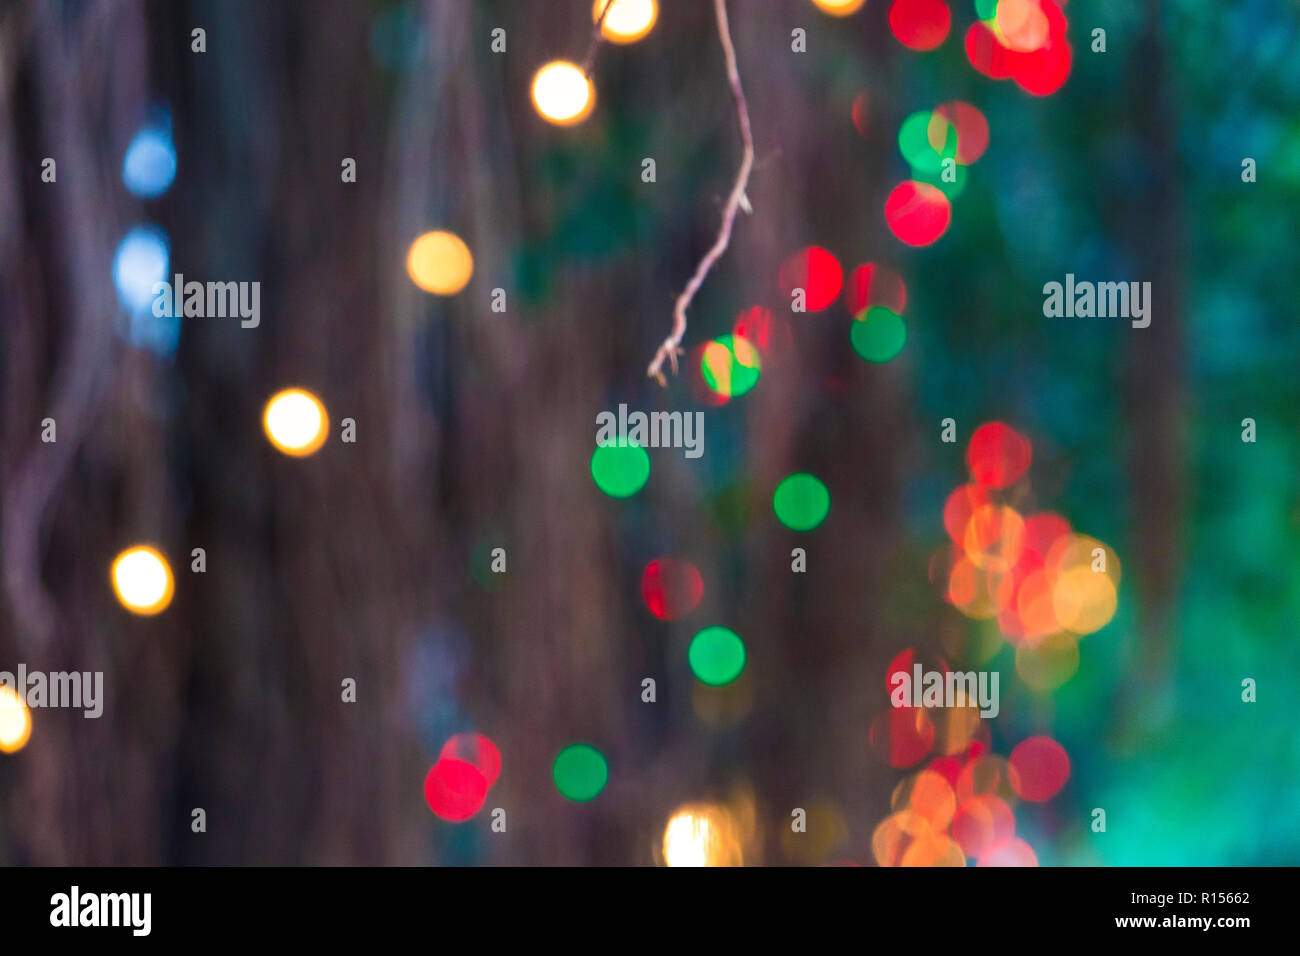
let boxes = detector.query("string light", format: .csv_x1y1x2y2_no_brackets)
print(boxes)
810,0,867,16
0,687,32,754
662,804,743,866
594,0,658,44
406,230,473,295
111,545,174,616
263,388,329,457
531,60,594,126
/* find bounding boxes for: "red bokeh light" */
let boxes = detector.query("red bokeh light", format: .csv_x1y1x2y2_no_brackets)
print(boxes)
885,181,951,247
965,21,1012,78
888,0,951,51
869,707,935,768
778,246,843,311
969,0,1072,95
934,101,989,165
439,732,501,789
966,422,1032,488
845,262,907,316
640,558,704,620
1005,1,1071,96
424,757,488,821
1009,735,1071,801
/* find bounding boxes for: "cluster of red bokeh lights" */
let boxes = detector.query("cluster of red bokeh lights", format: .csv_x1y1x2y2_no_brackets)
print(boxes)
879,1,1072,249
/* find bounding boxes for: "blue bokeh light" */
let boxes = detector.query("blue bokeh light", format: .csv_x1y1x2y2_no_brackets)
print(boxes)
112,224,169,312
122,126,177,198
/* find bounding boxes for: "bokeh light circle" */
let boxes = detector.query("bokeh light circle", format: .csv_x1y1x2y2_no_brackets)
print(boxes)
965,21,1012,79
850,307,907,363
778,246,843,311
263,388,329,457
935,101,989,165
772,473,831,531
406,230,473,295
846,262,907,315
977,837,1039,867
892,769,957,829
0,687,33,754
424,757,488,821
112,224,170,312
553,743,609,801
594,0,658,44
702,334,761,398
688,626,747,686
439,733,501,789
885,181,951,246
641,558,704,620
966,422,1031,488
900,110,956,174
997,0,1050,52
952,794,1016,859
1009,735,1070,802
122,126,177,198
962,504,1025,574
900,832,966,866
889,0,951,52
1015,631,1080,690
531,60,594,126
590,439,650,498
870,707,935,768
956,754,1018,805
111,545,174,616
662,804,744,866
810,0,867,16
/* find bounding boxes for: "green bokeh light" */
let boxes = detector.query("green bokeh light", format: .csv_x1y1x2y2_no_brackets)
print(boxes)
552,743,609,801
975,0,999,23
688,626,747,686
590,438,650,498
772,472,830,531
850,307,907,363
898,110,956,175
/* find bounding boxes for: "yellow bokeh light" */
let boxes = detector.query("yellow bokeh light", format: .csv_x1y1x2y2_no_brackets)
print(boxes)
0,686,32,754
406,230,474,296
810,0,867,16
872,809,937,866
962,504,1025,574
891,770,957,829
900,832,966,867
263,388,329,457
111,544,174,616
1043,533,1121,636
531,60,595,126
662,804,743,866
1052,565,1118,635
1015,631,1080,691
593,0,658,44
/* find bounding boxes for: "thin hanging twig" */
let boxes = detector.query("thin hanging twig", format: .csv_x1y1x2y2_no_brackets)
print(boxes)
582,0,616,76
647,0,754,385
